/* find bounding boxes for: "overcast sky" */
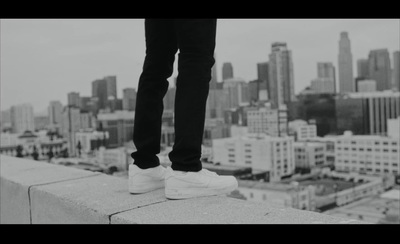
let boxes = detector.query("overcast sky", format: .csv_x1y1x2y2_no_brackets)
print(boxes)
1,19,399,114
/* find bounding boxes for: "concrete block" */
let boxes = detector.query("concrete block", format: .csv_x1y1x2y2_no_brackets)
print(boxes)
30,174,167,224
111,195,369,224
0,155,99,224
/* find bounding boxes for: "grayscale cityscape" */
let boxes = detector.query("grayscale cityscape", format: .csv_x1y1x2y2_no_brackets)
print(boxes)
1,19,399,224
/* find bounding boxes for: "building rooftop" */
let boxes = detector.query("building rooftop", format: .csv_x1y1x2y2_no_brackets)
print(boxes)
97,110,135,121
1,155,369,224
238,180,302,192
324,193,400,224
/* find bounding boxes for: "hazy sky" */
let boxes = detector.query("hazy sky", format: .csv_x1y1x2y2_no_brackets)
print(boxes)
1,19,399,114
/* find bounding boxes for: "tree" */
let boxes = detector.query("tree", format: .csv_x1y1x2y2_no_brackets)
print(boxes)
16,145,24,158
32,145,39,160
61,147,69,158
47,147,54,162
76,141,82,157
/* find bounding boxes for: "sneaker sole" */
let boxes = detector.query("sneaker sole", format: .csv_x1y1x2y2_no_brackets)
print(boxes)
165,183,238,200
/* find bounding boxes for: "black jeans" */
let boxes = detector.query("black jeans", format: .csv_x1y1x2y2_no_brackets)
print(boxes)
131,19,217,172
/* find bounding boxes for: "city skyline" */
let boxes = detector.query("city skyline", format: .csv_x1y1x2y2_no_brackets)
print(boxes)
1,19,399,113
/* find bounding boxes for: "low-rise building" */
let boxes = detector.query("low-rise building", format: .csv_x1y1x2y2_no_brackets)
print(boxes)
212,134,295,182
237,180,316,211
334,131,400,176
294,141,326,170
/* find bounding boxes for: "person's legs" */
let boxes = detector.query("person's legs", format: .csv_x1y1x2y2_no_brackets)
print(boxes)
132,19,178,169
168,19,217,172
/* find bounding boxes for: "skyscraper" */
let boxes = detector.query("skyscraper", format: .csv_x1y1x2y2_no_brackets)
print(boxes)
10,103,35,133
338,32,354,93
257,62,269,95
392,51,400,91
368,49,392,91
222,62,234,81
48,101,63,125
317,62,336,93
268,42,295,109
122,88,136,111
92,76,117,110
223,77,250,109
357,58,369,78
67,92,80,108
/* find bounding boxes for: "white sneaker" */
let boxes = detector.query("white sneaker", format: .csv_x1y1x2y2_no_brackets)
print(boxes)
128,164,166,194
165,167,238,200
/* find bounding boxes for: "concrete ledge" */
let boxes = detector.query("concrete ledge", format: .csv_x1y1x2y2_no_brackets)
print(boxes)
0,155,370,224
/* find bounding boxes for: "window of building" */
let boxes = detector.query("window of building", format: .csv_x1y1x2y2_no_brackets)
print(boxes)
228,159,235,163
245,160,252,164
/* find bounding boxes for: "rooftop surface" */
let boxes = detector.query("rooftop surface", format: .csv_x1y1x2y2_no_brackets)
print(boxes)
324,193,400,224
0,155,370,224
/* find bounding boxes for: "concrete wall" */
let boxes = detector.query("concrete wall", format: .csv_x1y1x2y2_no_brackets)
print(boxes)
0,155,369,224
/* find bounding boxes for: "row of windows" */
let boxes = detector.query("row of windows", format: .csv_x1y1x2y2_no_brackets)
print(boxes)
338,167,398,174
337,152,398,158
337,141,398,146
337,147,398,152
337,160,398,166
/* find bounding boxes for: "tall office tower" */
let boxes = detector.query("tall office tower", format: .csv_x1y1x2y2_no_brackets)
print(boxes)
92,76,117,110
248,79,261,102
335,91,400,136
48,101,63,125
206,89,228,119
268,42,295,109
61,106,81,156
96,111,135,148
10,103,35,133
338,32,354,93
357,58,369,78
317,62,336,93
210,53,218,89
257,62,269,97
393,51,400,91
67,92,80,108
122,88,137,111
368,49,392,91
310,78,336,94
223,77,250,109
222,62,234,81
